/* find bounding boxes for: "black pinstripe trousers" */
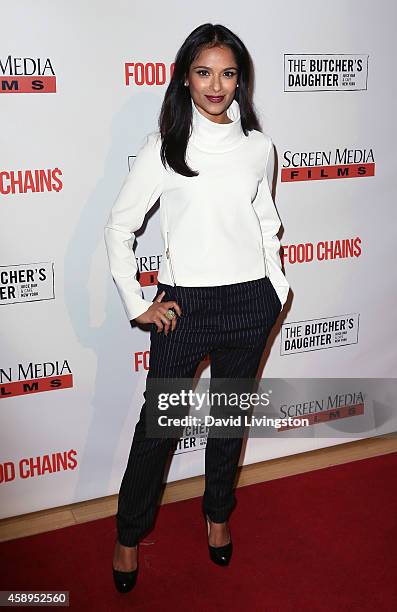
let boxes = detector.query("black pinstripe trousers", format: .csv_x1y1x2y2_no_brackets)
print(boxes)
116,275,282,547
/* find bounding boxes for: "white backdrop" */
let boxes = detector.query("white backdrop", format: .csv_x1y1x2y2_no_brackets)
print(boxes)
1,0,396,519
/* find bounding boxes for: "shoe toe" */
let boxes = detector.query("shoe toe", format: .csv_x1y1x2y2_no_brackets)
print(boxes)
112,567,138,593
208,541,233,566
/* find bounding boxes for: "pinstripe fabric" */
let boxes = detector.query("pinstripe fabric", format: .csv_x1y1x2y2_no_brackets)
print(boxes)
116,275,281,546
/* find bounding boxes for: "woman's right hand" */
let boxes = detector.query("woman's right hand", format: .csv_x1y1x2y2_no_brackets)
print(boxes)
134,291,182,335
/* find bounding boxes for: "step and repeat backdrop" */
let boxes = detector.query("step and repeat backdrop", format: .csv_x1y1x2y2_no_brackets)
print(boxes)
1,1,396,518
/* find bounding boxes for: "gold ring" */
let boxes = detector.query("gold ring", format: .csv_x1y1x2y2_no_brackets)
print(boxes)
165,308,176,320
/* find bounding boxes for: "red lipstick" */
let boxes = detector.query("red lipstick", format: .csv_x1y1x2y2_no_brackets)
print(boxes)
205,95,225,103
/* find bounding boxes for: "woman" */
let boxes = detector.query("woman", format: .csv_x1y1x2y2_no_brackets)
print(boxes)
104,22,290,593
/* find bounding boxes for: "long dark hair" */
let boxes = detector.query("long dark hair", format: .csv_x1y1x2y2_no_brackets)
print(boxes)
158,23,262,177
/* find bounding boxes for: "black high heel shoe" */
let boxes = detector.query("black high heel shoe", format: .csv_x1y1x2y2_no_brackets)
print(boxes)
205,514,233,566
112,542,139,593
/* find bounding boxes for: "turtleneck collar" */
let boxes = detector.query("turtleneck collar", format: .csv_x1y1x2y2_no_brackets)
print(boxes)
189,97,245,153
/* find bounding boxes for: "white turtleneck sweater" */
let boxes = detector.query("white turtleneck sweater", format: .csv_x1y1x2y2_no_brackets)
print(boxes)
104,98,290,321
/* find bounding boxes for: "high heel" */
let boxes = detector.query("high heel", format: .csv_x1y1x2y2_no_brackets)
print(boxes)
205,514,233,566
112,542,139,593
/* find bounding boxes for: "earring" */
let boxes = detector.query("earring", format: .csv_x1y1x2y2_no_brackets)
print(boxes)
236,84,239,87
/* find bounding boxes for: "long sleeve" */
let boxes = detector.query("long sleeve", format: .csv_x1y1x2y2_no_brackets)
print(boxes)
252,136,290,307
104,131,164,322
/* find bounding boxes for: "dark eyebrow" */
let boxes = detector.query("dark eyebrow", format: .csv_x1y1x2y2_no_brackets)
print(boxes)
193,65,238,71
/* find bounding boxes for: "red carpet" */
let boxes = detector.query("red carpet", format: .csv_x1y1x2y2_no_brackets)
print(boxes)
1,452,397,611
